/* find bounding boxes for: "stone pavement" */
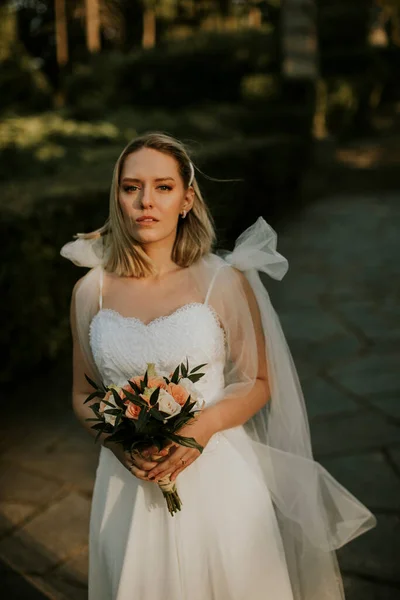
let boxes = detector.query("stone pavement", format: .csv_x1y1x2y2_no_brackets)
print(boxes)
0,190,399,599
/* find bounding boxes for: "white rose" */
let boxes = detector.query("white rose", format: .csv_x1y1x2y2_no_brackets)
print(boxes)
180,377,203,404
157,389,182,419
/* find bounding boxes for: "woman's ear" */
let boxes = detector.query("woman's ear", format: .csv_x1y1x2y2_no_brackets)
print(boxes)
183,186,195,212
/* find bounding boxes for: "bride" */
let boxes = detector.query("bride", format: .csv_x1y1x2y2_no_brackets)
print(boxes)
61,132,376,600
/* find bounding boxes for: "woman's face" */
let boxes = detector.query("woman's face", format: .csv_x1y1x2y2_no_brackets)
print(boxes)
118,147,193,247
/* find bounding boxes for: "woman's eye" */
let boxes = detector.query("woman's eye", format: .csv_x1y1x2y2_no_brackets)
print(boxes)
123,185,138,192
158,185,172,191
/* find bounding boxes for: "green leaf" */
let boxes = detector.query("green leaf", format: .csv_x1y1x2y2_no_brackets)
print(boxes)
171,364,180,384
189,363,207,374
101,399,116,408
91,423,105,431
94,429,103,444
181,361,188,378
122,389,148,408
104,408,121,416
128,379,142,395
187,373,204,383
165,432,204,453
181,395,192,411
143,369,148,390
149,407,165,421
149,386,160,406
135,406,150,433
85,417,101,422
104,431,126,444
163,376,170,384
85,373,101,390
83,390,104,404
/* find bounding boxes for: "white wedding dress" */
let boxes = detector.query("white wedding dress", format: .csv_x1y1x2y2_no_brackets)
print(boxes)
88,299,295,600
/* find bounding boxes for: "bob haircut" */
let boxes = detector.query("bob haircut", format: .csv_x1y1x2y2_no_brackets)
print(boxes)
75,132,216,278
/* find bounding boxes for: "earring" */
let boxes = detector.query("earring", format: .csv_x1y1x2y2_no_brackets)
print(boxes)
181,210,187,219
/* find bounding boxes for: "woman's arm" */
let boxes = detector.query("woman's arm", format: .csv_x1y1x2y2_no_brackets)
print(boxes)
70,278,159,479
70,277,108,442
146,268,270,482
202,269,270,433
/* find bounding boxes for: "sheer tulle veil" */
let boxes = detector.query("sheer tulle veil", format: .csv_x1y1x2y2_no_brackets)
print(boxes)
61,216,376,600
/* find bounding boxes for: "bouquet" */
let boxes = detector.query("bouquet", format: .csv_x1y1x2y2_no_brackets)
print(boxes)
84,360,206,515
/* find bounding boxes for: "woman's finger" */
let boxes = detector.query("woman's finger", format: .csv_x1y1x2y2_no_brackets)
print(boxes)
142,443,173,459
149,449,195,481
170,454,197,481
147,447,187,480
131,452,158,471
129,463,149,481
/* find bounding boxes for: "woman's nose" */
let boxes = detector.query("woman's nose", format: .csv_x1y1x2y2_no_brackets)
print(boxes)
139,187,153,208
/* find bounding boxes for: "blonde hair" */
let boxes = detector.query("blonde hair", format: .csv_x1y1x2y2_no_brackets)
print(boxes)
76,132,216,278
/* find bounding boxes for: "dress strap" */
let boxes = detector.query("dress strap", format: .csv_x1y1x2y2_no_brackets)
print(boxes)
99,267,103,310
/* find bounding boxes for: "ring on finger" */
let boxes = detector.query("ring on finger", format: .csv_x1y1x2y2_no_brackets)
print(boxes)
180,458,186,466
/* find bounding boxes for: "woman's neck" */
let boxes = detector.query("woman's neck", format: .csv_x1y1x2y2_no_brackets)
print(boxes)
141,238,181,279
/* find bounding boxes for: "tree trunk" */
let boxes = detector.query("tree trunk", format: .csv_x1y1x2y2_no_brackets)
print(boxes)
86,0,101,53
142,7,156,49
281,0,318,79
54,0,68,67
248,7,262,29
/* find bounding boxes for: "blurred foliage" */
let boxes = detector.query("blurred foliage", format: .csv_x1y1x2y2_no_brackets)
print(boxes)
62,29,278,118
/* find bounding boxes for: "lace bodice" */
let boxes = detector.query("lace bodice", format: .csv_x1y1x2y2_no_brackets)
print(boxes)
89,302,227,405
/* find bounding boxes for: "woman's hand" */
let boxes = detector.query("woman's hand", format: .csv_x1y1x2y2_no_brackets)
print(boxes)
145,411,217,483
107,441,167,482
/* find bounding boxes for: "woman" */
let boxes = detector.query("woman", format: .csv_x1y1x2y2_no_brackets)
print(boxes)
61,132,376,600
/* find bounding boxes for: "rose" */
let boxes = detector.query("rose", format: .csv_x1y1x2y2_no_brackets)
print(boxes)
129,376,167,394
125,401,141,420
166,382,189,406
157,389,182,418
179,377,203,404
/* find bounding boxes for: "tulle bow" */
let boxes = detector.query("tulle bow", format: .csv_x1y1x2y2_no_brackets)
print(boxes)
60,237,106,268
223,217,288,280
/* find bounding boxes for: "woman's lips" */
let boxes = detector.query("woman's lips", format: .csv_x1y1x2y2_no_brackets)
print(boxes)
136,217,158,225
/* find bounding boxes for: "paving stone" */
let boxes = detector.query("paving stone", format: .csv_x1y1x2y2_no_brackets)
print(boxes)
337,514,400,582
328,354,400,397
0,559,48,600
343,575,400,600
303,334,362,368
278,306,349,343
16,450,98,496
0,502,36,537
303,376,359,419
45,546,88,600
336,302,400,343
0,461,62,505
369,397,400,420
311,410,400,456
0,492,90,575
321,452,400,510
387,446,400,472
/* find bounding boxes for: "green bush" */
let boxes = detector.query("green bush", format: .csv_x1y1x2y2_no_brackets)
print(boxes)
65,30,279,118
0,57,52,115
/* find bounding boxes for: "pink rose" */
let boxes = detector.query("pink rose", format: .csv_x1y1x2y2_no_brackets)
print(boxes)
166,382,190,406
125,401,141,420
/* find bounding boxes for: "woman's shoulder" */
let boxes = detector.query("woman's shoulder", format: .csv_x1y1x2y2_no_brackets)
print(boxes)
197,252,249,296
